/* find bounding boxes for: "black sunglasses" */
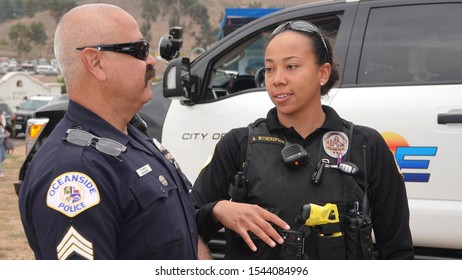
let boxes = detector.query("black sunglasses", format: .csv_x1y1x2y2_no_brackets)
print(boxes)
272,21,330,62
76,40,150,61
64,129,127,160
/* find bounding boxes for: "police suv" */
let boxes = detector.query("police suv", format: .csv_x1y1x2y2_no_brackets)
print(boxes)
18,0,462,259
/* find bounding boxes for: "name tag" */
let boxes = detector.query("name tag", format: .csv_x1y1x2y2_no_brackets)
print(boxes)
136,164,152,177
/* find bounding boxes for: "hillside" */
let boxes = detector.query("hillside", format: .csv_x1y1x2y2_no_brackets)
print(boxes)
0,0,314,61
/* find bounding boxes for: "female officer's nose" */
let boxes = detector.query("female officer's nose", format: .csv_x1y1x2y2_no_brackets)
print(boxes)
272,68,288,87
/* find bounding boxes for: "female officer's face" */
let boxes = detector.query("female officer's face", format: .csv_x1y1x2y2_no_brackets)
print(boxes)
264,31,330,117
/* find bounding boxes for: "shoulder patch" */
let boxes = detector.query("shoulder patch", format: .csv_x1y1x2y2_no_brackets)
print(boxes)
47,172,100,218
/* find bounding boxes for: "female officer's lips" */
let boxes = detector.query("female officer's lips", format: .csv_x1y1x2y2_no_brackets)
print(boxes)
273,93,293,103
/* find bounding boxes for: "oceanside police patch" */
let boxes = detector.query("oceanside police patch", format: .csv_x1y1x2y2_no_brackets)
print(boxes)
47,172,100,218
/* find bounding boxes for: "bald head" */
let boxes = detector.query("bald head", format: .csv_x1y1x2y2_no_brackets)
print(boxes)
54,4,140,92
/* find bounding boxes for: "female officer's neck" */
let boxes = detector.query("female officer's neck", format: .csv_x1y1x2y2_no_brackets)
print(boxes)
278,105,326,139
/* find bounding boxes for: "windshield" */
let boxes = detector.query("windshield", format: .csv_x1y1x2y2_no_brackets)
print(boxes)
18,100,50,110
0,104,13,115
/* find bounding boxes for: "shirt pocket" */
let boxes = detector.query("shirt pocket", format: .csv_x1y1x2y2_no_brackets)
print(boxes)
130,171,187,253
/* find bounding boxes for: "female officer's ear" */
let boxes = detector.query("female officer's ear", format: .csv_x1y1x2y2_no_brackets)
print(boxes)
319,62,331,86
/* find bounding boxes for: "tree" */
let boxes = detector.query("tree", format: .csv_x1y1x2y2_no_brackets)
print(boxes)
140,0,217,49
140,21,152,44
141,0,159,22
9,22,31,58
49,0,76,22
12,0,25,18
140,0,159,44
24,0,39,17
0,0,15,24
184,1,217,47
29,22,48,57
8,21,48,58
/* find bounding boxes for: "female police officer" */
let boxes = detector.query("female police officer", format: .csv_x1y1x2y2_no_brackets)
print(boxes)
192,21,414,259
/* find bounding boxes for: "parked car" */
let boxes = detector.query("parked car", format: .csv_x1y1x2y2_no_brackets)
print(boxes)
0,101,16,136
35,65,59,76
16,0,462,259
19,63,37,75
14,95,58,137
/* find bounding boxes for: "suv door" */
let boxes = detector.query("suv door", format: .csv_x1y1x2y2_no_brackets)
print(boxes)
329,0,462,249
161,1,358,180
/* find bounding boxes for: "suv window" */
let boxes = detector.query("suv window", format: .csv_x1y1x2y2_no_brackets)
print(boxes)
206,15,342,101
208,34,266,99
18,99,50,111
0,102,13,116
358,3,462,85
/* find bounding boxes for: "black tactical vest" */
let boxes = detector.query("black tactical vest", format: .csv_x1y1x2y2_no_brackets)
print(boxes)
225,119,373,259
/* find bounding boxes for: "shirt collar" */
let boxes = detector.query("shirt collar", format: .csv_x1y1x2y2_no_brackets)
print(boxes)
266,105,345,135
65,100,129,145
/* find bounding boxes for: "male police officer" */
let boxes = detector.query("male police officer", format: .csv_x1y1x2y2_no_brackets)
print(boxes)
19,4,202,259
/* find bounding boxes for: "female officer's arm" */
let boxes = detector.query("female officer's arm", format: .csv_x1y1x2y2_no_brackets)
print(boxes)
362,128,414,259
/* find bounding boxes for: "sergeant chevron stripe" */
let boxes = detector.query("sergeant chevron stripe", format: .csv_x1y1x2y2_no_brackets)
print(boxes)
57,226,94,260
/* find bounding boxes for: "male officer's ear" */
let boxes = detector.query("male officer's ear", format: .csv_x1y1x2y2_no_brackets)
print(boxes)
80,48,107,81
92,59,99,67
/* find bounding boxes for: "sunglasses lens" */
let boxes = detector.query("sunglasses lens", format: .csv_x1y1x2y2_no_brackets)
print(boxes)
96,139,126,156
134,41,149,60
273,21,319,36
272,22,290,35
292,21,316,32
67,130,92,146
65,129,127,157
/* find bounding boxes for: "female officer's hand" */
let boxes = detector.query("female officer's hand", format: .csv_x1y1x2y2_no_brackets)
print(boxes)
212,200,290,252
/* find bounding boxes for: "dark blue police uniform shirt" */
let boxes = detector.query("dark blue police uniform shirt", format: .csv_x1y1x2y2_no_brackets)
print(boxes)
19,100,198,259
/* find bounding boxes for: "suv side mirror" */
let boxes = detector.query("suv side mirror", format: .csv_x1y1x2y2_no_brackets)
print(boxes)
163,57,193,101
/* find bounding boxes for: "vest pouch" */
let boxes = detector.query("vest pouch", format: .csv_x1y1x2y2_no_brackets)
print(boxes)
345,212,374,259
306,233,345,259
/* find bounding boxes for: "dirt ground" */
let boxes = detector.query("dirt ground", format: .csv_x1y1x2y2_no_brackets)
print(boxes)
0,139,35,259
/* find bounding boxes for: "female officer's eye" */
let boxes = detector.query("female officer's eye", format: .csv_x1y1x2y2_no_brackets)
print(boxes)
265,66,274,74
287,64,298,71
